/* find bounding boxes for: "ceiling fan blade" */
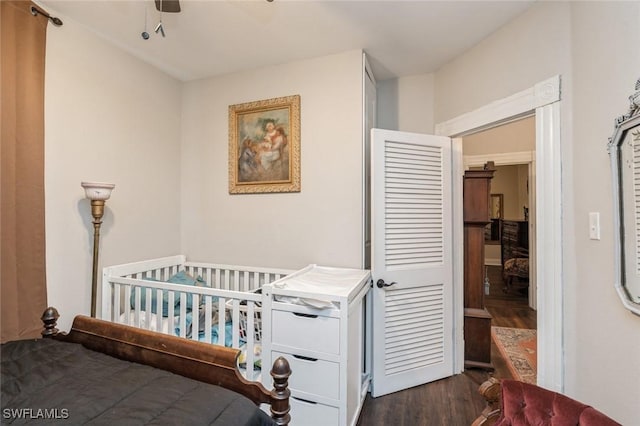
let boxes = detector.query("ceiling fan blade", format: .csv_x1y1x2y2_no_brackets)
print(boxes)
155,0,180,13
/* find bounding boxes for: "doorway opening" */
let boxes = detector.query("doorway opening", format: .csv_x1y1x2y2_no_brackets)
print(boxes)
462,116,537,383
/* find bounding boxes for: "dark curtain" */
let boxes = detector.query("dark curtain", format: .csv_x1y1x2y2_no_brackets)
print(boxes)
1,1,48,342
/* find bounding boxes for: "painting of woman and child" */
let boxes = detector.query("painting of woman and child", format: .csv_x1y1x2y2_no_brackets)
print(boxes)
229,95,300,194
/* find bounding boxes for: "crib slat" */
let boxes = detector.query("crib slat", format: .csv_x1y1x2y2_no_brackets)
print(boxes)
246,302,256,377
168,291,175,335
217,297,226,347
155,288,163,332
144,288,153,327
224,271,230,290
215,269,221,289
134,287,142,328
234,272,240,292
192,294,200,341
112,283,120,323
203,296,212,344
123,286,131,325
230,299,240,349
178,294,187,339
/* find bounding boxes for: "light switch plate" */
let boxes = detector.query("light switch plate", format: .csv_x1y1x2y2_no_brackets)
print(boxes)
589,212,600,240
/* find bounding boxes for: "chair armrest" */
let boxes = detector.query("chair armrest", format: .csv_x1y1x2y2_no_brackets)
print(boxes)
471,377,502,426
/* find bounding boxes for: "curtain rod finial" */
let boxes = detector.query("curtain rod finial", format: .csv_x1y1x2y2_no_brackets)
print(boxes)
30,6,63,27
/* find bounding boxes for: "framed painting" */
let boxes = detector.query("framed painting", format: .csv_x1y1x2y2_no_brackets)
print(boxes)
229,95,300,194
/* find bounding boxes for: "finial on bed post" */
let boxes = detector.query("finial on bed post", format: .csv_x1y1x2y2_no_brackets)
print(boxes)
270,356,291,425
41,307,60,338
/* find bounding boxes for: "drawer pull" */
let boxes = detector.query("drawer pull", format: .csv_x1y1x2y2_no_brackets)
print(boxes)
292,354,318,362
293,312,318,318
293,397,317,405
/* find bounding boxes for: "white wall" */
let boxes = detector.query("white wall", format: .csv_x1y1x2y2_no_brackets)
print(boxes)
180,50,364,269
568,2,640,421
44,13,183,331
462,116,535,156
435,2,640,423
491,165,528,221
435,2,571,123
377,73,435,133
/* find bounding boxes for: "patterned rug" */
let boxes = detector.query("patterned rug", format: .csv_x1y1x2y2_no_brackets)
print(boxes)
492,326,537,384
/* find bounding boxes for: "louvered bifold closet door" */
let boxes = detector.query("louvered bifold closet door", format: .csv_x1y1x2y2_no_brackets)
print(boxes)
371,129,454,398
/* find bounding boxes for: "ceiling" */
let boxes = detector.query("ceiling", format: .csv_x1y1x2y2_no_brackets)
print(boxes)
37,0,535,82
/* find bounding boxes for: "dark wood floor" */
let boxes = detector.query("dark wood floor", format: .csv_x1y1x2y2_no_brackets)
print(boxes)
356,266,536,426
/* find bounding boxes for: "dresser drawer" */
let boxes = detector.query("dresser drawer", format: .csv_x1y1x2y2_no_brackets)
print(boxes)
272,310,340,354
290,396,339,426
273,351,339,400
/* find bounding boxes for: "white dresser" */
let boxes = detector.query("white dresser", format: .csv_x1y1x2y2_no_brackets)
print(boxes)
261,265,371,426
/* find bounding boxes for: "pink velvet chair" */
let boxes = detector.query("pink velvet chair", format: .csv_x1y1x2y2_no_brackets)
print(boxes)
473,378,620,426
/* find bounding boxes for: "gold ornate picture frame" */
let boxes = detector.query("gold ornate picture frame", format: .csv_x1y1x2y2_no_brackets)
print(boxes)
229,95,300,194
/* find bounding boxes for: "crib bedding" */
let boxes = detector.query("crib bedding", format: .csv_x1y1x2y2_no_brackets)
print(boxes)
119,310,234,346
1,338,275,425
126,271,244,346
118,307,260,380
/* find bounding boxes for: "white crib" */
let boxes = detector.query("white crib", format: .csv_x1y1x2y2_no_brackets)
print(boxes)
101,255,294,380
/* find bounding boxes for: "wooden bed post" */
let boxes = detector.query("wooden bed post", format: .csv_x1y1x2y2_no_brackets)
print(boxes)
41,306,60,337
270,357,292,425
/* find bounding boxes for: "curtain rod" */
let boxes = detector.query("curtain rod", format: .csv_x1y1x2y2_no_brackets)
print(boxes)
30,5,63,26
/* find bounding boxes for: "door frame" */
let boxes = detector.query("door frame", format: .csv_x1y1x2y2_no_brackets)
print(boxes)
435,75,563,392
361,52,376,391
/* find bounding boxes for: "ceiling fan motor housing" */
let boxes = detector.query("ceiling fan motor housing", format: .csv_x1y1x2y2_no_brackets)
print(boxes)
155,0,180,13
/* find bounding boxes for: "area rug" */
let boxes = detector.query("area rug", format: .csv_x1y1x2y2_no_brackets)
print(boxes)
492,326,537,384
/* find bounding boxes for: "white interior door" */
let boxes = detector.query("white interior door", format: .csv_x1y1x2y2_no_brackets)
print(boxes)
370,128,454,397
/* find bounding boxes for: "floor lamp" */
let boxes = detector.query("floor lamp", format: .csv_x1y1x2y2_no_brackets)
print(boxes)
81,181,115,318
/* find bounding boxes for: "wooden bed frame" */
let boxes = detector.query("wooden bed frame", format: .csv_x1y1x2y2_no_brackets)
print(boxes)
40,307,291,425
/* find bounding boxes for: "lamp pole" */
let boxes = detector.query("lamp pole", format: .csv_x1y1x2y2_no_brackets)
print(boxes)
81,182,115,318
89,199,105,318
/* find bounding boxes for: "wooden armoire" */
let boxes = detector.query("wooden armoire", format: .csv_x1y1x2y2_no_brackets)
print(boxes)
463,162,495,369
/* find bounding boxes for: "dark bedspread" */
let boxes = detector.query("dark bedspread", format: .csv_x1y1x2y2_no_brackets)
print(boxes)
1,338,275,425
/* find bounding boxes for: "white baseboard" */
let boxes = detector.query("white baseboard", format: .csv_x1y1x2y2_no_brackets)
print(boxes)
484,258,502,267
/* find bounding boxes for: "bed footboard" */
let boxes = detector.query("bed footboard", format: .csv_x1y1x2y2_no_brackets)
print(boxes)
41,307,291,425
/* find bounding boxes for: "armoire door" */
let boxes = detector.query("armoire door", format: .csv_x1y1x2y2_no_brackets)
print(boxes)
370,128,454,397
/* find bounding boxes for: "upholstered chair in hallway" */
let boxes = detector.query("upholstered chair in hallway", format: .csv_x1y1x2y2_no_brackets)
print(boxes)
473,378,620,426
